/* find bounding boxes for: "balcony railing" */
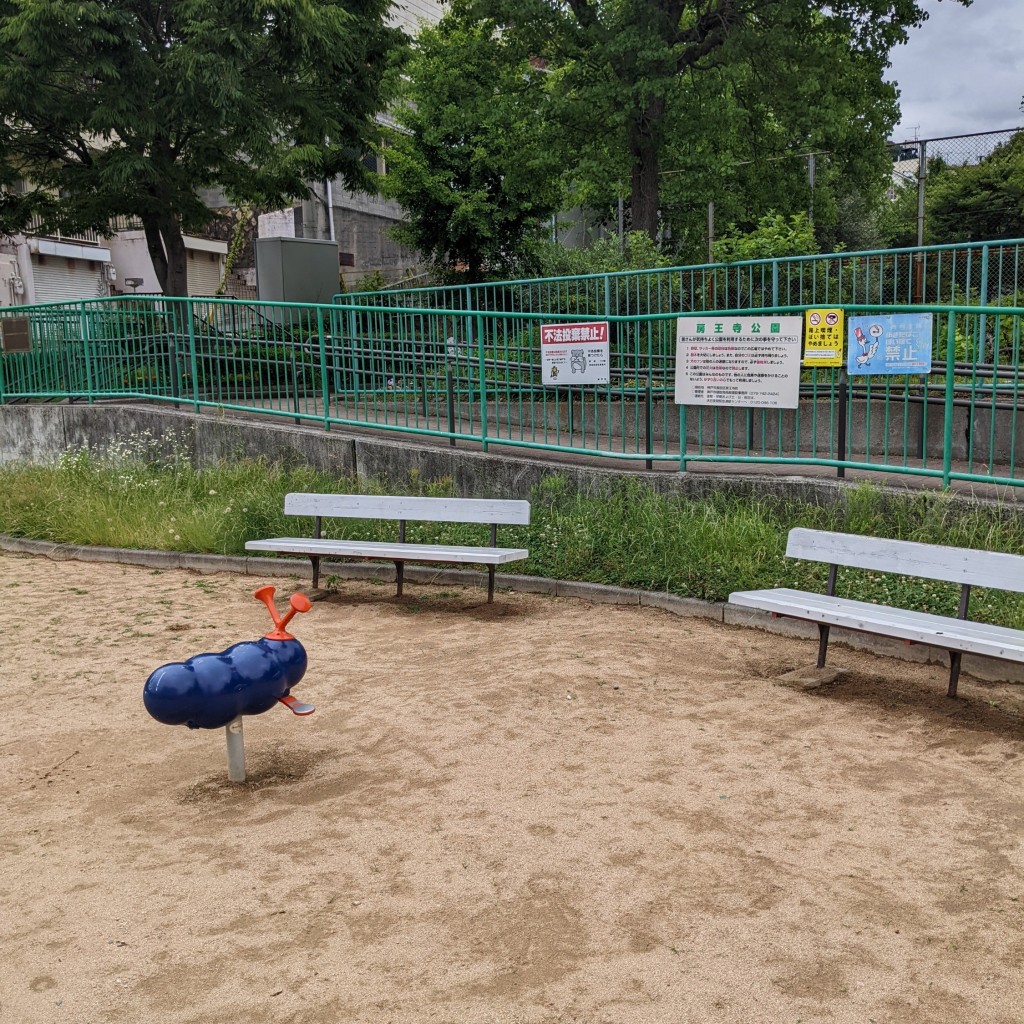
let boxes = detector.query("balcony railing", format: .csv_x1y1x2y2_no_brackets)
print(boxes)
25,215,104,246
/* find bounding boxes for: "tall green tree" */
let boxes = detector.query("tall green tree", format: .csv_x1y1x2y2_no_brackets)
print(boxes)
655,8,908,256
380,7,566,281
467,0,970,243
928,133,1024,242
0,0,404,295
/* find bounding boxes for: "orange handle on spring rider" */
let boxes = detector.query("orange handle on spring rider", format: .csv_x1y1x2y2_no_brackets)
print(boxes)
254,586,312,640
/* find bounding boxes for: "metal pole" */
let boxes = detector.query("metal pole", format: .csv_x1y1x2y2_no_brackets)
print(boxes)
318,311,330,431
226,716,245,782
678,404,688,472
837,368,848,478
808,153,815,225
942,315,956,488
476,312,487,452
645,376,653,470
187,297,201,412
79,300,95,403
290,348,301,425
978,242,990,364
913,141,927,304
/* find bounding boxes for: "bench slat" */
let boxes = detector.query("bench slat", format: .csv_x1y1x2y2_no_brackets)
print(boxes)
246,538,529,565
729,588,1024,661
786,528,1024,594
283,493,531,525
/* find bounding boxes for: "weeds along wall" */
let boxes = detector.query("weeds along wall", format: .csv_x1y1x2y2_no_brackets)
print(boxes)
0,401,995,518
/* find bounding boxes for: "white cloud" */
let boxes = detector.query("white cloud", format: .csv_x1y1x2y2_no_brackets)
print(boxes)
886,0,1023,141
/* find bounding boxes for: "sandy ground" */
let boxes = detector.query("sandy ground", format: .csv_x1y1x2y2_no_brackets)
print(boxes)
1,552,1023,1024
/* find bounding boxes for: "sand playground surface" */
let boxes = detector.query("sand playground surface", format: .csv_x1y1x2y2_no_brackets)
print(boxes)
1,551,1023,1024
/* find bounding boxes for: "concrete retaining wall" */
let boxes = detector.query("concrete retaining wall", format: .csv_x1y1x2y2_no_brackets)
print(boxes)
0,401,989,514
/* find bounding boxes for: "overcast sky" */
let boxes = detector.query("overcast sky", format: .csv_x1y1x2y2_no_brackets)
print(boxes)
886,0,1023,141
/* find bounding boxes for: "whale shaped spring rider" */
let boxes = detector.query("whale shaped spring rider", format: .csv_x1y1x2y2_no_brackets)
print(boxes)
143,586,316,730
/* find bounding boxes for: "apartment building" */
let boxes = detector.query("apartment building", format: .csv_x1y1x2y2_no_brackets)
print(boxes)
0,211,227,308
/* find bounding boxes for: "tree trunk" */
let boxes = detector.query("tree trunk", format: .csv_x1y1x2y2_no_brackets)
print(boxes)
160,217,189,297
141,213,168,293
628,98,666,241
140,213,189,296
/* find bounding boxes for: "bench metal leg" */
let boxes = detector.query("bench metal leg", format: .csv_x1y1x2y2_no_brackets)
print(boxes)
395,561,404,598
310,556,321,589
816,623,830,668
948,651,963,698
487,565,495,604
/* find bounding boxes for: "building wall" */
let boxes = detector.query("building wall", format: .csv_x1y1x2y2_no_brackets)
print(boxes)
0,246,28,306
390,0,442,34
257,197,422,288
0,234,113,307
333,205,422,288
244,1,442,289
106,231,227,296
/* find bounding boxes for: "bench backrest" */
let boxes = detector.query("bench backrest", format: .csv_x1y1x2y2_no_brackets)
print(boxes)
787,527,1024,594
284,493,531,525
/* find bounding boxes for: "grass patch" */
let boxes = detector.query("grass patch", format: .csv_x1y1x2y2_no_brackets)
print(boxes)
4,432,1024,628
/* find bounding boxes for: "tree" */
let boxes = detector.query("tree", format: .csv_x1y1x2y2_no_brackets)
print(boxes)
0,0,404,295
465,0,969,243
380,7,567,282
712,212,818,264
655,8,910,257
928,133,1024,242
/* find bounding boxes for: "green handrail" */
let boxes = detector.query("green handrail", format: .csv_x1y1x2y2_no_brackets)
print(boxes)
3,292,1024,490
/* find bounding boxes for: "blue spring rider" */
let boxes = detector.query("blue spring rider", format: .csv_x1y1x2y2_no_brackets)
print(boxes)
143,586,316,781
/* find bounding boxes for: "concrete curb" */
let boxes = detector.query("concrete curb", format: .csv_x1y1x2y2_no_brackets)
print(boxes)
2,533,1022,684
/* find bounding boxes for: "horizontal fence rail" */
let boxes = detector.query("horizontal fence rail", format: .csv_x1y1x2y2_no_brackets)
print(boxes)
339,238,1024,318
2,290,1024,490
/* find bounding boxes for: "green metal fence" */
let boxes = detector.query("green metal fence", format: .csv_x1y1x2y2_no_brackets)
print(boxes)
2,293,1024,490
339,238,1024,316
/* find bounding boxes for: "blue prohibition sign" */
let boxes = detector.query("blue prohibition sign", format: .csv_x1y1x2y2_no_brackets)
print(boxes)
847,313,934,376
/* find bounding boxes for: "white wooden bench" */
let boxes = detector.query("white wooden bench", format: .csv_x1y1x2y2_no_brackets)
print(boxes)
245,493,530,603
728,528,1024,697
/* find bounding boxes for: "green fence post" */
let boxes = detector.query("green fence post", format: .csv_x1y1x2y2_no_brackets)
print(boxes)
942,314,956,488
771,260,779,307
347,308,361,400
167,300,182,408
186,299,200,413
678,404,687,471
836,368,849,478
79,301,95,403
978,243,989,364
476,312,487,452
318,311,330,431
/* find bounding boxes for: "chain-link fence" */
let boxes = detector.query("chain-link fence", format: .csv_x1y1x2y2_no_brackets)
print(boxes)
676,127,1023,265
883,128,1022,258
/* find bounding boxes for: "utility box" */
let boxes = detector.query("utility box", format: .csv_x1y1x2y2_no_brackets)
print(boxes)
255,237,339,308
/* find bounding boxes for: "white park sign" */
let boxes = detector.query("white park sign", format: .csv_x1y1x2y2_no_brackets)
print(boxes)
540,321,610,386
675,315,804,409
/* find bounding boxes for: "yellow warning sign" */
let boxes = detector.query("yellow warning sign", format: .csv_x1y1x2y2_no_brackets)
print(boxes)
803,308,844,367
